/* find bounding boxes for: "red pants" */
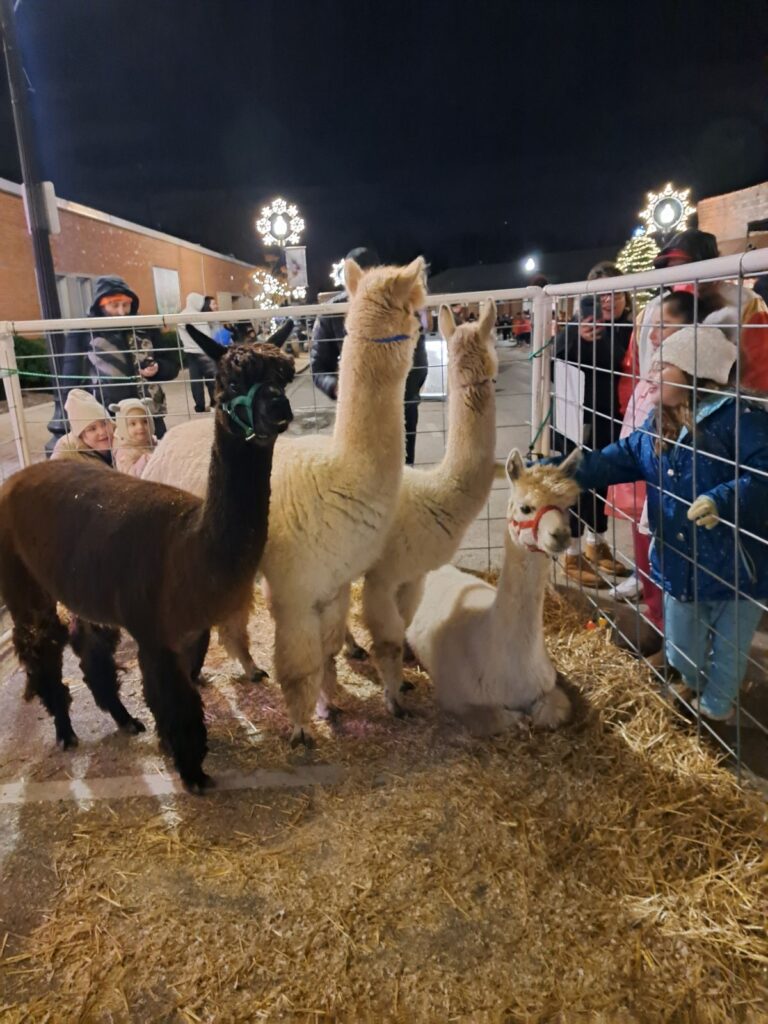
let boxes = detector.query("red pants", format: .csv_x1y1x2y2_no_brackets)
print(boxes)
633,527,663,632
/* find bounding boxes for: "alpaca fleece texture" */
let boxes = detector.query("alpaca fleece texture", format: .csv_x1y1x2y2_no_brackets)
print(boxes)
143,258,428,743
360,300,499,715
407,451,582,732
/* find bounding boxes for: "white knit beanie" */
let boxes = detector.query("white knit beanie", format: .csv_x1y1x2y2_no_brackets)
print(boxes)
64,389,111,436
657,326,737,385
108,398,153,444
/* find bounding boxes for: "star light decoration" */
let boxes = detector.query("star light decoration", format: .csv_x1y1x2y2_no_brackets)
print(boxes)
256,197,305,247
330,259,346,288
639,183,695,237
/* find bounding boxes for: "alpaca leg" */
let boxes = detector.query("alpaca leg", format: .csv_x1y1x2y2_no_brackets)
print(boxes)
362,576,409,717
317,589,350,720
137,644,210,791
69,620,145,734
273,608,323,747
396,578,425,677
217,598,267,681
13,609,75,749
530,685,572,730
343,628,368,661
183,629,211,684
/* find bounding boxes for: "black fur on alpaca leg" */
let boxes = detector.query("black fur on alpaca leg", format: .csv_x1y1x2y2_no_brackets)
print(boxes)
14,613,77,749
185,629,211,684
138,644,210,792
70,620,145,734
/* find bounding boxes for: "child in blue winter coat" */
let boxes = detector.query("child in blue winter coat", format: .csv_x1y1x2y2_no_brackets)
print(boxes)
571,325,768,721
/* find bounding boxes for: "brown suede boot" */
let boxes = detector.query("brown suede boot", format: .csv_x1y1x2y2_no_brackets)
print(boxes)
585,541,632,578
563,553,603,587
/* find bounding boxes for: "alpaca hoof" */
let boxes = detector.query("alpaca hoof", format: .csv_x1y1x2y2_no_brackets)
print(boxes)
290,728,316,749
56,729,79,750
345,642,368,662
387,698,412,719
400,679,415,693
121,717,146,736
183,771,215,794
248,666,269,683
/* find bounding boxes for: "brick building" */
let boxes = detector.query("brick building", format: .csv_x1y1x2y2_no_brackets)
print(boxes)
697,181,768,255
0,177,260,322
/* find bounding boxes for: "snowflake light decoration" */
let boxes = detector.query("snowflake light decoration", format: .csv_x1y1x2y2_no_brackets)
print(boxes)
251,270,289,309
330,259,345,288
256,197,305,247
291,286,307,301
639,183,695,237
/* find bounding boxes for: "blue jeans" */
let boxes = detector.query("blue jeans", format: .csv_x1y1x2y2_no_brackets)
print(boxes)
664,594,763,714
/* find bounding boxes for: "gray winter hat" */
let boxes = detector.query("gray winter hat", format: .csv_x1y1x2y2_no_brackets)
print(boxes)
658,326,737,384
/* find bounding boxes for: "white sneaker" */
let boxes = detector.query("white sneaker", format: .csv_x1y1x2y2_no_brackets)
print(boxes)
609,573,641,601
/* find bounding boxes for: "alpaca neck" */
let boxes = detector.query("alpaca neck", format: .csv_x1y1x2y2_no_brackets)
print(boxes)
493,531,550,625
197,416,274,572
438,375,496,485
332,338,407,467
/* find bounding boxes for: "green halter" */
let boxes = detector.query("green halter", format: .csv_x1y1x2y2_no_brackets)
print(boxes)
220,381,267,441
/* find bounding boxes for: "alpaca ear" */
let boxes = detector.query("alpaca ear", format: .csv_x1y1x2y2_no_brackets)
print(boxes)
396,256,427,307
266,318,294,348
344,258,364,297
438,304,456,342
505,448,525,483
560,447,583,476
479,299,497,337
185,324,228,363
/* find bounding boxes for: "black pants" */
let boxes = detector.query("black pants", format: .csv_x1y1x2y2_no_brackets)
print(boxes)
405,362,428,466
187,353,216,412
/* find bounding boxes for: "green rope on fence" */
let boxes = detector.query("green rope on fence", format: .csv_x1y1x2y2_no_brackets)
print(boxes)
527,407,552,457
528,335,556,360
0,367,136,381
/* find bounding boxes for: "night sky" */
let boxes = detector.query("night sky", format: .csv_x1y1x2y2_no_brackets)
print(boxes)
1,0,767,291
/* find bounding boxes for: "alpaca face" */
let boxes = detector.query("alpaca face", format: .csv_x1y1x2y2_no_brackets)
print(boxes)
505,449,581,555
343,257,427,382
215,343,295,444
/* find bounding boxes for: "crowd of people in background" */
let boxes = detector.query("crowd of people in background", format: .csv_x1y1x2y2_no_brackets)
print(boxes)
551,228,768,722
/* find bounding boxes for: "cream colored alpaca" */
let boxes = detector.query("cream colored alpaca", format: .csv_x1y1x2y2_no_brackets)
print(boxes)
360,300,498,715
143,258,426,742
406,449,582,734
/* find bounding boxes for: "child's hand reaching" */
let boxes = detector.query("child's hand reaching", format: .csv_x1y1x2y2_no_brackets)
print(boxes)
687,495,719,529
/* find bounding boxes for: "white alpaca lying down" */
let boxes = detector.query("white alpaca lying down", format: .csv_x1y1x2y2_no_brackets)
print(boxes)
406,449,582,734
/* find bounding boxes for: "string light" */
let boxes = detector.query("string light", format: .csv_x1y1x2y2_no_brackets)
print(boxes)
256,197,305,247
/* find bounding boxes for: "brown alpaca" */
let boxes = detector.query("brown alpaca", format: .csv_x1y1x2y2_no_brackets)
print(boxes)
0,326,294,791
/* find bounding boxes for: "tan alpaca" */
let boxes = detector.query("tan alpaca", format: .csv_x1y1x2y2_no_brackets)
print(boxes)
406,449,582,734
143,258,426,743
359,300,499,715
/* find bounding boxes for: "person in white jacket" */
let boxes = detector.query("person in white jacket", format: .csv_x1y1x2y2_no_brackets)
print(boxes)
178,293,218,412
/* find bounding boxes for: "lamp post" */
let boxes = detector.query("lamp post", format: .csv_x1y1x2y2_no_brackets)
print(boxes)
0,0,66,451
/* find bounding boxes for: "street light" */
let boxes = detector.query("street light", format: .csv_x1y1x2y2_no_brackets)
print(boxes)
523,256,537,274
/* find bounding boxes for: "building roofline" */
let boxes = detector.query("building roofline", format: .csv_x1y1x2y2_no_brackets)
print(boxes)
0,176,255,269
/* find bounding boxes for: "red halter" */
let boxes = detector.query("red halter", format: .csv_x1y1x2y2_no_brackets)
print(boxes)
508,504,561,554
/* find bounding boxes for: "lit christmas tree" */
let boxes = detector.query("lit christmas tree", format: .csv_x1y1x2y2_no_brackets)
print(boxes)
616,229,660,311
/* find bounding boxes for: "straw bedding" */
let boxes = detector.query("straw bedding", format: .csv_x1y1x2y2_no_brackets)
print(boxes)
0,585,766,1023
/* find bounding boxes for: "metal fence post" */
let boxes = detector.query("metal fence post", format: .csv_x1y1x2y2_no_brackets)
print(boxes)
530,289,552,456
0,323,31,469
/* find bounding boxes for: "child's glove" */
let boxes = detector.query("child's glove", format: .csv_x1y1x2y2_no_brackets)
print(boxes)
687,495,719,529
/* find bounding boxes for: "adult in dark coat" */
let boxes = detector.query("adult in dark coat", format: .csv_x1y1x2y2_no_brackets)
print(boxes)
310,247,429,465
60,276,181,439
552,293,631,585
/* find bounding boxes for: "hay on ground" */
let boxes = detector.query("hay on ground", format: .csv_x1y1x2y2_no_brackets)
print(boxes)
0,585,766,1023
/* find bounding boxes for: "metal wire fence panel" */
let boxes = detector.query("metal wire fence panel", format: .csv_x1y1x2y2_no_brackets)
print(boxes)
536,250,768,782
4,251,768,779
